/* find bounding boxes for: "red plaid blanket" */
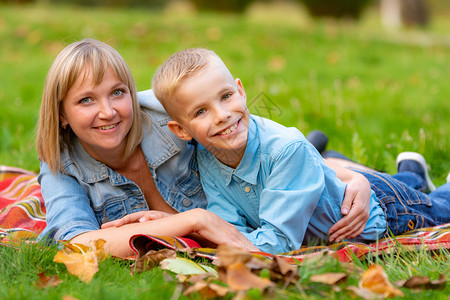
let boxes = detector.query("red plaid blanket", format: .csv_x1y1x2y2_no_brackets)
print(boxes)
1,165,449,262
0,166,46,243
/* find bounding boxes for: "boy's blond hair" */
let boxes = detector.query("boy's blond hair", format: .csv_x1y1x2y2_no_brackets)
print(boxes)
36,38,144,174
152,48,225,118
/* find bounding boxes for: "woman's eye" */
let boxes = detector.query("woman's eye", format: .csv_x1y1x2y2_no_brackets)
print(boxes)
194,109,205,117
222,93,231,101
79,97,92,104
112,89,124,97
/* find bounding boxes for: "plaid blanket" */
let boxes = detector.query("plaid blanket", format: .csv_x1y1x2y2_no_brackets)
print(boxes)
0,166,46,243
1,165,449,262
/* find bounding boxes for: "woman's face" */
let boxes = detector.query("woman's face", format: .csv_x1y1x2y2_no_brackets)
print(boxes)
60,67,133,159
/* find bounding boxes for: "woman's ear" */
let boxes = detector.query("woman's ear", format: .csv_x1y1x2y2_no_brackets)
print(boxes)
235,78,247,103
59,111,68,127
168,121,193,141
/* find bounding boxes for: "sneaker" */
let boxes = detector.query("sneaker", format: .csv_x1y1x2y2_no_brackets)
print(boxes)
396,152,436,192
306,130,328,154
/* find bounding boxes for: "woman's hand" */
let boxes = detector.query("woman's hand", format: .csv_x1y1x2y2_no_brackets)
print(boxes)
101,210,173,229
328,173,371,242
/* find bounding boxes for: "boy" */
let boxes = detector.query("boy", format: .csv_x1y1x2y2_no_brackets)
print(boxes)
152,48,450,254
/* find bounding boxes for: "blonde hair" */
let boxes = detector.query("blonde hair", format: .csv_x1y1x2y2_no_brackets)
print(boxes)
152,48,226,118
36,38,143,174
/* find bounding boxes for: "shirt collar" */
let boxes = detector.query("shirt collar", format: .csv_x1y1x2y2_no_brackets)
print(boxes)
232,117,260,185
198,116,260,186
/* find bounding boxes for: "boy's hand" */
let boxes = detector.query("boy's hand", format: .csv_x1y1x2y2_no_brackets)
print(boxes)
191,209,259,252
328,173,371,243
101,210,173,229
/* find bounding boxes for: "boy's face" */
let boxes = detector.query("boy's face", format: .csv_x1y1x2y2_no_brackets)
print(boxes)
168,62,250,167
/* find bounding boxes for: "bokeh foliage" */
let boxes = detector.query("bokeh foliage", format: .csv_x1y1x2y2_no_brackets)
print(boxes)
0,3,449,184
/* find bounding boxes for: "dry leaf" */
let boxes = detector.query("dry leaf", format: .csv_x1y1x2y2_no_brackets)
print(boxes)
346,286,381,300
184,280,229,298
268,256,299,285
397,274,446,290
130,249,176,274
36,272,63,288
54,250,98,283
53,239,107,283
215,244,269,269
225,262,275,292
360,265,404,298
310,272,348,285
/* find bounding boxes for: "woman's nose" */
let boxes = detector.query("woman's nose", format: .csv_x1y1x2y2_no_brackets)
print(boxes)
98,99,115,119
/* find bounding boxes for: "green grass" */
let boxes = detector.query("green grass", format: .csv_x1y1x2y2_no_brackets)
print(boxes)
0,240,448,299
0,2,449,299
1,3,449,181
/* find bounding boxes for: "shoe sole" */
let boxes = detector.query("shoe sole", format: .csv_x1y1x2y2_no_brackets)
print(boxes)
396,152,436,192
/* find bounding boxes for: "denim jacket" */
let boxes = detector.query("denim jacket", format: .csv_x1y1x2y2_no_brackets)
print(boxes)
38,89,207,242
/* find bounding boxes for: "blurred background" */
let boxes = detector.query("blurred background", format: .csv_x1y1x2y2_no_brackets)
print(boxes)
0,0,449,183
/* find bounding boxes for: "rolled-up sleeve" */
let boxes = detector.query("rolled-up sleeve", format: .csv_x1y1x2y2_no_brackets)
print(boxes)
37,162,99,242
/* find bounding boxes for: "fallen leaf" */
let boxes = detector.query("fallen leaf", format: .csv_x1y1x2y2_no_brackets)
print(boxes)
215,244,269,269
36,272,63,288
310,272,348,285
53,250,98,283
53,239,107,283
130,249,176,274
225,262,276,292
397,274,446,290
184,280,229,298
360,265,404,298
346,286,381,300
160,257,218,276
268,256,299,286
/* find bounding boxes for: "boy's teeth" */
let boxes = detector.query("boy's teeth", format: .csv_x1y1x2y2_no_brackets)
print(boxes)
99,124,117,130
220,122,238,135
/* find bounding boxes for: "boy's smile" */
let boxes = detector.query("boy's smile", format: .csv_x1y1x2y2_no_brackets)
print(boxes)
168,62,250,168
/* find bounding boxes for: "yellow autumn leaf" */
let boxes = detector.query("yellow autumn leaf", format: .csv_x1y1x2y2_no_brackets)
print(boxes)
360,264,404,298
54,249,98,283
53,239,107,283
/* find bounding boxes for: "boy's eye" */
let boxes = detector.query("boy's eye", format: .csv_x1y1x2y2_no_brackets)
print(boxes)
79,97,92,104
222,93,231,101
194,109,205,117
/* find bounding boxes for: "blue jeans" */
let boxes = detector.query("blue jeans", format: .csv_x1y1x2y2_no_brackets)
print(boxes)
353,169,450,237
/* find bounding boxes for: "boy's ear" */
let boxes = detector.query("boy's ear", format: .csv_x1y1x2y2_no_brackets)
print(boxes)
235,78,247,103
168,120,193,141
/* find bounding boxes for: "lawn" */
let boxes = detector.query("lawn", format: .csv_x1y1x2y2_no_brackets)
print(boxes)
0,2,449,299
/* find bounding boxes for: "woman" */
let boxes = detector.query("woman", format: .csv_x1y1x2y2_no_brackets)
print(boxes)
36,39,371,257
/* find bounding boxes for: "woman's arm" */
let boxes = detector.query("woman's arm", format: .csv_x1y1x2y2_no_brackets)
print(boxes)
325,159,371,242
72,208,257,258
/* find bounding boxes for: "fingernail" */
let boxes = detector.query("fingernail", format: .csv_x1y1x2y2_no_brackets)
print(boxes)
342,208,348,214
139,217,146,222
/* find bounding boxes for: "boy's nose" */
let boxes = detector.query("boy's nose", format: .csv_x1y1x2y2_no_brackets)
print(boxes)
214,107,231,124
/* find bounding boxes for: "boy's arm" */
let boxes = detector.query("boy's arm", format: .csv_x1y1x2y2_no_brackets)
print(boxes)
324,159,371,242
204,142,325,254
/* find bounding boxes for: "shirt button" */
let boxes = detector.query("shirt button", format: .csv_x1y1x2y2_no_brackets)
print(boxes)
244,186,251,193
182,198,192,207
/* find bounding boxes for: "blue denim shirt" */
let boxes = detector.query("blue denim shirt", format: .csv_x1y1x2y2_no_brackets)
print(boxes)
197,115,387,254
38,89,207,242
